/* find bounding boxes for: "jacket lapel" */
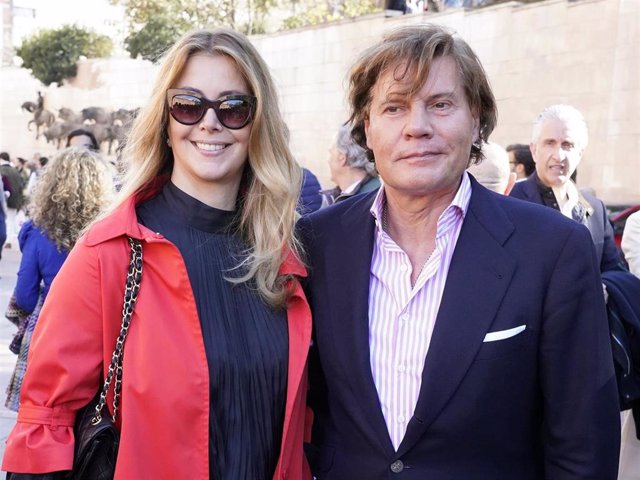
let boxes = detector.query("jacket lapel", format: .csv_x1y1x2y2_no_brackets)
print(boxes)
523,173,543,203
397,184,516,455
326,195,396,455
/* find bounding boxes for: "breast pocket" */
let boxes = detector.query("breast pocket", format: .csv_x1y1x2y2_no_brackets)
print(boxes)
476,326,532,360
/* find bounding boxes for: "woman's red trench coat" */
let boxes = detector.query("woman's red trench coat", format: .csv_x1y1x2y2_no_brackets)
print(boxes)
2,183,313,479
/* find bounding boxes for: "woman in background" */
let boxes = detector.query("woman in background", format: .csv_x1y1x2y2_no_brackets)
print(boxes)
3,28,311,480
5,147,114,411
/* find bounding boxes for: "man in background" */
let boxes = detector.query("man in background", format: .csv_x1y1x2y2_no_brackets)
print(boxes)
321,125,380,206
467,142,515,195
506,143,535,181
0,152,26,248
510,104,623,272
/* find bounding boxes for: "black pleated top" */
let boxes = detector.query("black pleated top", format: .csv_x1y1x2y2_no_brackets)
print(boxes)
137,182,288,480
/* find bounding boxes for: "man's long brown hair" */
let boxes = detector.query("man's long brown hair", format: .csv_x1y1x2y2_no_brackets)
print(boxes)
347,23,497,166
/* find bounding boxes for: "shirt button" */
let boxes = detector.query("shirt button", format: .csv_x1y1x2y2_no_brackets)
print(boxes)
400,313,409,322
390,460,404,473
397,364,405,373
397,415,405,423
399,264,408,272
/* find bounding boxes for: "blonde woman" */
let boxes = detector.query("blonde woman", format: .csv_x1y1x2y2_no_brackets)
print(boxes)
5,147,114,412
3,29,311,479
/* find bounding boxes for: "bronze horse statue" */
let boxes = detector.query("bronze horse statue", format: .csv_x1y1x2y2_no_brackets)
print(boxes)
21,101,37,113
28,107,56,140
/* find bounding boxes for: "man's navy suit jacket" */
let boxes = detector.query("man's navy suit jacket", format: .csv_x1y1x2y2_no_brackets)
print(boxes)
299,177,620,479
510,173,622,272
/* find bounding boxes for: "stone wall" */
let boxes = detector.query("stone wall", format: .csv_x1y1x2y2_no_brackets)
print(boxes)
1,0,638,202
252,0,639,203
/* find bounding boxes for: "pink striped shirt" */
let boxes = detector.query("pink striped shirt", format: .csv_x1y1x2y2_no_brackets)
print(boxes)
368,172,472,450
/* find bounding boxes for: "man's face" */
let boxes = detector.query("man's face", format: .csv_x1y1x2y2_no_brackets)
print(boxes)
508,151,518,173
508,151,526,180
530,118,583,188
364,56,479,200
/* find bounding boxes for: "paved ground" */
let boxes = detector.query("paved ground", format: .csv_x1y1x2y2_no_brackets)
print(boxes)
0,245,22,479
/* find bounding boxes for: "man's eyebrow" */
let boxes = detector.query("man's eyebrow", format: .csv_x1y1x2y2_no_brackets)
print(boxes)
380,90,407,103
380,89,459,104
423,90,457,102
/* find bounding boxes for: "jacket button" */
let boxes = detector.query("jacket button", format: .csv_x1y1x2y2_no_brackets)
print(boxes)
390,460,404,473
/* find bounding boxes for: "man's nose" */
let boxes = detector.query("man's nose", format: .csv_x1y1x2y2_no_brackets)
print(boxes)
404,106,433,138
552,145,567,161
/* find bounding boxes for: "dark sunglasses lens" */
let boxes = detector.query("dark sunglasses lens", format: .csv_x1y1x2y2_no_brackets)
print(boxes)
218,99,253,129
170,95,204,125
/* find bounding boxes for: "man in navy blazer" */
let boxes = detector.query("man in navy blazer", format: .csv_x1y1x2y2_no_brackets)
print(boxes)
510,104,622,273
299,25,620,479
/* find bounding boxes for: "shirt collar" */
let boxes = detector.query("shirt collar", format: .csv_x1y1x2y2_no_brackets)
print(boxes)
553,181,578,216
370,171,472,234
535,175,594,220
343,178,363,195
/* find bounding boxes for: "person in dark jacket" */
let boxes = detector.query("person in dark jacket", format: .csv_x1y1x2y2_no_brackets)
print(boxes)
321,125,380,205
601,270,640,479
510,104,623,273
0,153,26,212
506,143,535,181
298,168,323,215
0,152,26,247
301,24,620,479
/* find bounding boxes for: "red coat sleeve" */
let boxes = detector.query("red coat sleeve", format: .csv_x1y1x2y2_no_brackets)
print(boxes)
2,238,105,474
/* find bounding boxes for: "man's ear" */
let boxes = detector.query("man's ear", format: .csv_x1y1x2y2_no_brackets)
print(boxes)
472,115,480,143
364,118,371,150
338,151,348,167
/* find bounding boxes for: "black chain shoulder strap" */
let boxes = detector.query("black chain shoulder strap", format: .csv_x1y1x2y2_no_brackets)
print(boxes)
91,237,143,425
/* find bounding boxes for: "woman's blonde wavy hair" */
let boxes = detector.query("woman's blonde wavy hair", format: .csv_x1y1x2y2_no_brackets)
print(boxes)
30,147,114,251
107,28,302,309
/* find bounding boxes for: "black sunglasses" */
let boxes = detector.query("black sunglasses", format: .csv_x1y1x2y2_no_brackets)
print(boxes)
167,89,256,129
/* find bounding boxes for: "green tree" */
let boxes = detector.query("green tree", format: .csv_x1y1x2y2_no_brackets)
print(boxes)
124,15,184,62
242,0,275,35
16,25,112,86
113,0,242,60
113,0,382,51
281,0,380,30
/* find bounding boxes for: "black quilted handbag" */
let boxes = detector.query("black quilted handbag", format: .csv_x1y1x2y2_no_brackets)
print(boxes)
68,237,142,480
70,393,120,480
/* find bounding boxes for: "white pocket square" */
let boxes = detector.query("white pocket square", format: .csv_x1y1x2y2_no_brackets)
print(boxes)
483,325,526,342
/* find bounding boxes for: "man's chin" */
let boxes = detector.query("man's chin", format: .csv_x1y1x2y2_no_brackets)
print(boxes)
545,174,569,187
